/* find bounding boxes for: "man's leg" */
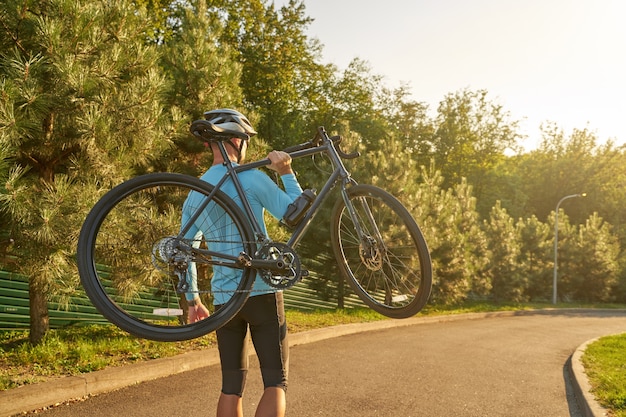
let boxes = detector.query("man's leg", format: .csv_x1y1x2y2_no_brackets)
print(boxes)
246,294,289,417
215,311,248,417
217,393,244,417
255,387,285,417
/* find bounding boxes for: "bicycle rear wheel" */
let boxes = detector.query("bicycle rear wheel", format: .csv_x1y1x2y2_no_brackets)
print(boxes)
330,184,432,318
77,173,256,341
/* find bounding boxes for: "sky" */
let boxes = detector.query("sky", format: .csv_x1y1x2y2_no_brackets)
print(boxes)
276,0,626,150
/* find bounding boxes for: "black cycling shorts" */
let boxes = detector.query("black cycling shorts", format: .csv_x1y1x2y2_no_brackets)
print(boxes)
216,292,288,397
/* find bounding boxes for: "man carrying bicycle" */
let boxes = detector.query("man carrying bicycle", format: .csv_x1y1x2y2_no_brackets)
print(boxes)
183,109,302,417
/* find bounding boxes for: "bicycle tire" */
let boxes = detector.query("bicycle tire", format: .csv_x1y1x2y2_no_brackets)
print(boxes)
330,184,432,318
77,173,256,341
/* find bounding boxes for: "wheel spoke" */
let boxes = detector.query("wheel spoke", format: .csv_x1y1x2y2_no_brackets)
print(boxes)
331,185,432,318
77,173,256,341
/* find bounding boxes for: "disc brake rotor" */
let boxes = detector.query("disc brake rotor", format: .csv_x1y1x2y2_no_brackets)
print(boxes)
360,235,384,271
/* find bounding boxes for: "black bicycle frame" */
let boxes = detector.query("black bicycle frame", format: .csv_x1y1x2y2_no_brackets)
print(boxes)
177,127,358,270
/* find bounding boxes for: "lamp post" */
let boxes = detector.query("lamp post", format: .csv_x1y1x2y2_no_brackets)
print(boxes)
553,193,586,304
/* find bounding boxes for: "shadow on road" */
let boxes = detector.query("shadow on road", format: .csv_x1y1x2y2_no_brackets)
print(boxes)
563,357,584,417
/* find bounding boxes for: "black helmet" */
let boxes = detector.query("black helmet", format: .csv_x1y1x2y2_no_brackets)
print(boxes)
203,109,257,137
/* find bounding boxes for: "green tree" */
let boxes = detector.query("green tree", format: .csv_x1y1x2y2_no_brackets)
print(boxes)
430,89,522,216
133,0,177,43
0,0,168,343
518,215,552,301
221,0,331,148
377,83,434,162
483,202,526,302
570,213,619,302
506,126,626,260
492,153,533,220
328,59,388,144
415,168,488,304
158,0,244,175
577,143,626,244
512,125,598,223
614,258,626,303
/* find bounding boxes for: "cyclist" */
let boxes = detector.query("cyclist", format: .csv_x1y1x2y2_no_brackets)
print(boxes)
182,109,302,417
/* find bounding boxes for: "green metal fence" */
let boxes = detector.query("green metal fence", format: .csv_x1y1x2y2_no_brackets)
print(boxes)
0,270,111,329
0,270,363,330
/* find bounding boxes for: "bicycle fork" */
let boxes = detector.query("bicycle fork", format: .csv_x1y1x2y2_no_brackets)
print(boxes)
340,188,387,272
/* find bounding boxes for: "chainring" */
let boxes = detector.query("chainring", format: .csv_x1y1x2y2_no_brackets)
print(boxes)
257,242,303,289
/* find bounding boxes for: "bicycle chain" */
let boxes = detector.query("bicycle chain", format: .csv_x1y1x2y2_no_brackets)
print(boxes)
152,237,306,293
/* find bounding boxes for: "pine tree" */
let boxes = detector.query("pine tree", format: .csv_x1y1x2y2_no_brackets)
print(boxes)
572,213,619,302
158,0,245,175
483,202,526,302
414,168,488,304
0,0,168,343
550,210,578,302
518,215,552,301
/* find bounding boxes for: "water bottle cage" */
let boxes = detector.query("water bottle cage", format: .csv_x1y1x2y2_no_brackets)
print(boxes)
281,189,316,228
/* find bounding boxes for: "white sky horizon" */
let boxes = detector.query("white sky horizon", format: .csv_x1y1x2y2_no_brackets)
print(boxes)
276,0,626,151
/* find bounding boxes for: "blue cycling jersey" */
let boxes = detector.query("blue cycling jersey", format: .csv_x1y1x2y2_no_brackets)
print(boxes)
181,163,302,305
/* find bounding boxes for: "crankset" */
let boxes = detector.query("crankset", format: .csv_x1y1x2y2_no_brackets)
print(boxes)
256,242,306,289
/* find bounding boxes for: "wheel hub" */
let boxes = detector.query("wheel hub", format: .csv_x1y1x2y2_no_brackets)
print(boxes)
359,235,384,271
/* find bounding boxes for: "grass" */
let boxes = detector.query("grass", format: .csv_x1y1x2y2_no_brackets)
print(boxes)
1,300,625,411
0,324,218,390
0,307,385,391
582,333,626,417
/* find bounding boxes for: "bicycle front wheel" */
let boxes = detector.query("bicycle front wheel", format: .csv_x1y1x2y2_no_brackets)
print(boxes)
330,184,432,318
77,173,256,341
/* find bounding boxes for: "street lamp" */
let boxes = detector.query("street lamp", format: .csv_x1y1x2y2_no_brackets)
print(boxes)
553,193,586,304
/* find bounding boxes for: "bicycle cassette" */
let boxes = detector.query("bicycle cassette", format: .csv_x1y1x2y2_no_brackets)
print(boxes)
256,242,306,289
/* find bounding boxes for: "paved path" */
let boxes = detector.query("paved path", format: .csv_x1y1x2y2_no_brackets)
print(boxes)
14,309,626,416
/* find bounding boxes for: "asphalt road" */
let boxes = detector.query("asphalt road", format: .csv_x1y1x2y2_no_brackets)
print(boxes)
23,310,626,417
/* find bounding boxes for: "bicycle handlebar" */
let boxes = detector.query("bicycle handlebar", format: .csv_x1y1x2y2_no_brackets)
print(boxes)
191,118,360,160
196,123,361,172
282,130,360,160
282,141,314,154
331,136,361,160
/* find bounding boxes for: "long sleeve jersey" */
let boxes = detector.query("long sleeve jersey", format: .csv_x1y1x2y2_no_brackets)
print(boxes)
181,163,303,305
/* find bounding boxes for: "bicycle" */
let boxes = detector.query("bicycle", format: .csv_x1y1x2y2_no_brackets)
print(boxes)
77,122,432,342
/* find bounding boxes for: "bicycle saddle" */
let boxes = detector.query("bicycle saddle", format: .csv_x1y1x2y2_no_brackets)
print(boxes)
190,119,250,142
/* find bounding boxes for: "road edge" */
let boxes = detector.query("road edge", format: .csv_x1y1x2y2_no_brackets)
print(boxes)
569,336,614,417
0,309,617,416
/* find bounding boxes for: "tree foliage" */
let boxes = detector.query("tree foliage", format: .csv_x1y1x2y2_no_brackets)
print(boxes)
483,202,526,302
158,0,244,175
1,0,625,345
430,89,522,196
569,213,619,302
518,215,552,301
0,0,170,343
220,0,330,148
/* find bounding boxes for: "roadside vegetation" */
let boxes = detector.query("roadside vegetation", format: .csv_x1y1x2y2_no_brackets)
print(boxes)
1,303,624,394
1,2,625,415
582,333,626,417
2,0,626,349
0,307,384,390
